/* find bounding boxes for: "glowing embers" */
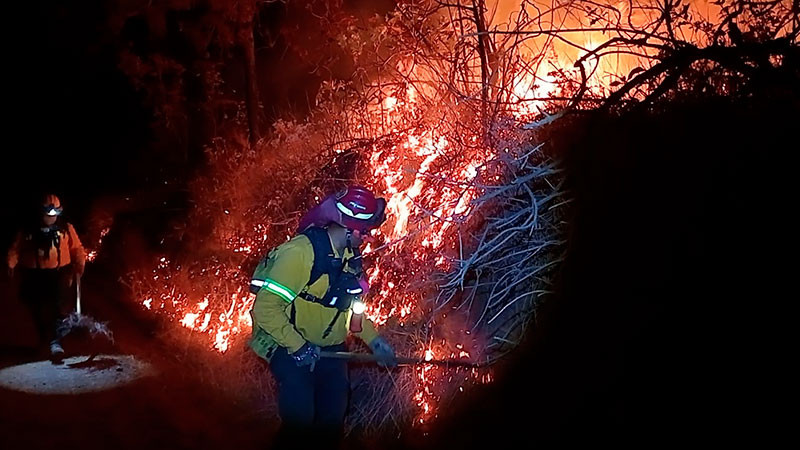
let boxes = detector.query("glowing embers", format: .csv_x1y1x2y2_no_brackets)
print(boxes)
410,341,493,425
0,355,154,395
86,227,111,263
136,255,255,353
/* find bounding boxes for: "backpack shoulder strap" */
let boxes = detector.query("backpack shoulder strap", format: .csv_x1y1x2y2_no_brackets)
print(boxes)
300,226,336,287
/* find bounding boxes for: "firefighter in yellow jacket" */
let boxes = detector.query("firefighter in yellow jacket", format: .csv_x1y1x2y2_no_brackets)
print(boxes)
248,186,396,442
7,194,86,358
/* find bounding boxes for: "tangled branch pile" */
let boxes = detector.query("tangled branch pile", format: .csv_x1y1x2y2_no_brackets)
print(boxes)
434,143,567,361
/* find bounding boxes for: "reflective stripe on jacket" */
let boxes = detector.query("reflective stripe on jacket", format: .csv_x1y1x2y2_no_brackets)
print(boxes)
251,234,378,353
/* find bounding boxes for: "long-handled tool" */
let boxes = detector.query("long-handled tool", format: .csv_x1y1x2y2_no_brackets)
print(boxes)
76,273,82,315
57,275,114,343
319,351,487,368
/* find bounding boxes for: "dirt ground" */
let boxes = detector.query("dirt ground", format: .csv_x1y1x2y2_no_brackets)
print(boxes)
0,274,276,450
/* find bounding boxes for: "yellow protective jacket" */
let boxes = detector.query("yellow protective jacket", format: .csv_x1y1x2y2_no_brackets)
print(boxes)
251,234,379,353
7,223,86,274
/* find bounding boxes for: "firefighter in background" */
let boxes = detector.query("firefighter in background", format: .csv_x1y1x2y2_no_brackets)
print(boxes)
7,194,86,358
248,185,396,444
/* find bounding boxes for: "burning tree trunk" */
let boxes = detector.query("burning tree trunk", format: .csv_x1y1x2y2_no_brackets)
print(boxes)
238,0,262,147
471,0,494,130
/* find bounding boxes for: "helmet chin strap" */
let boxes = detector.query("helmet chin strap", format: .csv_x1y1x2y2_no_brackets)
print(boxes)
345,229,354,254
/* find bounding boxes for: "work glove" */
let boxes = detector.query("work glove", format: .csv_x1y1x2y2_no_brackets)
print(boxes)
369,336,397,368
292,342,321,371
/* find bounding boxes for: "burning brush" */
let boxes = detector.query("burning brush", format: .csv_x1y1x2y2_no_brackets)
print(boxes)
57,276,114,345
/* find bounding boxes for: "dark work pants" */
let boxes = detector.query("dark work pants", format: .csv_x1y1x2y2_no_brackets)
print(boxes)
269,343,349,448
18,266,72,346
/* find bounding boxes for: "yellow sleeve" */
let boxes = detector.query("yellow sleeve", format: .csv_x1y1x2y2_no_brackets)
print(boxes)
251,236,313,353
67,224,86,274
352,314,379,345
7,232,22,269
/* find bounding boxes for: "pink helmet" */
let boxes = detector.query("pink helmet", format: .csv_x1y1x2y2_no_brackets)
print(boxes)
334,186,378,231
298,186,385,233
